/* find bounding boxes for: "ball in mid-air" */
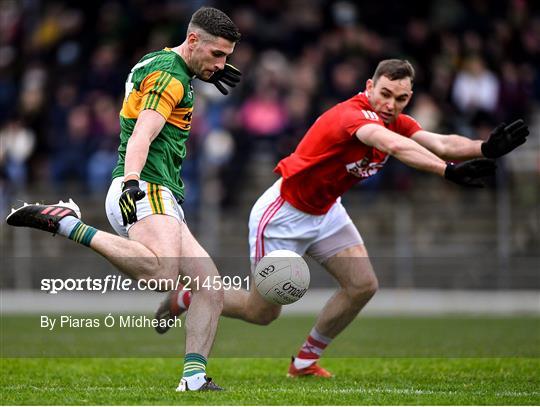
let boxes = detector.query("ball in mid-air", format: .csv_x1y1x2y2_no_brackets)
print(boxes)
254,250,310,305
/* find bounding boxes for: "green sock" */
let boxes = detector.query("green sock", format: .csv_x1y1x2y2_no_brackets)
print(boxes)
183,353,207,377
68,221,98,247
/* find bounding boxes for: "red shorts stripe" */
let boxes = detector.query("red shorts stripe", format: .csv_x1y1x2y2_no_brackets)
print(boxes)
255,195,283,261
256,197,285,262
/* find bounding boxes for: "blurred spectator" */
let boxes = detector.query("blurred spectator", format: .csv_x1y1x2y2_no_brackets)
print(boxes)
239,84,288,144
496,62,533,122
409,93,444,132
87,95,121,193
50,105,92,191
83,44,124,96
451,55,500,116
0,118,36,188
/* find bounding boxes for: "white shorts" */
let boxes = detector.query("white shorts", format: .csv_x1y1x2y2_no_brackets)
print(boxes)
105,177,185,237
248,180,363,266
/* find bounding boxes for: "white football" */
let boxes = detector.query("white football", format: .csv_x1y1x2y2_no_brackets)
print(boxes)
254,250,310,305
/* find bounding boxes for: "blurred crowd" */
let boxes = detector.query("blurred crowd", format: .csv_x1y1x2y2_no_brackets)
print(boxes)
1,0,539,212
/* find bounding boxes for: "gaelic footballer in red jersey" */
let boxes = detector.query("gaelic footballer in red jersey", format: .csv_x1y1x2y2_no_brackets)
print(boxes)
156,59,529,378
275,91,421,214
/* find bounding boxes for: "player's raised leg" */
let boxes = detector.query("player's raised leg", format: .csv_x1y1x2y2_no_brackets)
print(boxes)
6,199,161,277
6,199,180,283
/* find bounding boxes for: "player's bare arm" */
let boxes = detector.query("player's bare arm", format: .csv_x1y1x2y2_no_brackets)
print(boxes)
356,123,496,188
118,109,167,226
411,118,529,161
123,109,166,181
411,130,483,161
356,124,447,176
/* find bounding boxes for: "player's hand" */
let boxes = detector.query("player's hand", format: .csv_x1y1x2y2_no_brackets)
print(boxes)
205,63,241,95
481,119,529,159
119,180,146,226
444,159,496,188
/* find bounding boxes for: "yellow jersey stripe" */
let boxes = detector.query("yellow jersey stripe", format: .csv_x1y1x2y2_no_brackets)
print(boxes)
146,72,170,111
151,73,173,111
144,71,167,110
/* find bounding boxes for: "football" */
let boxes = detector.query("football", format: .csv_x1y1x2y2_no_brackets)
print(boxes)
254,250,310,305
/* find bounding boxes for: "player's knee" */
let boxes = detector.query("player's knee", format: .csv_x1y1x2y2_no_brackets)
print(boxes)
347,273,378,303
137,264,179,292
249,306,281,325
194,283,224,311
211,286,225,311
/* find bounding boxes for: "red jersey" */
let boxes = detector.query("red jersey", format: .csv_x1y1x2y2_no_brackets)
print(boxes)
275,91,421,215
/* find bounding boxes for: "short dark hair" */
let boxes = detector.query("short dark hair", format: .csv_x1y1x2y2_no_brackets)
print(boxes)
189,7,241,42
373,59,415,83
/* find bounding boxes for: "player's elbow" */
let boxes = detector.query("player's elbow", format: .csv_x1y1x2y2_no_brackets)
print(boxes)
382,139,403,156
432,142,450,160
365,127,403,156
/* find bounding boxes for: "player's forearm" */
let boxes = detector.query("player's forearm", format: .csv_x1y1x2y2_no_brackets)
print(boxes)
124,135,151,181
359,126,447,177
123,109,166,181
390,138,447,176
439,135,483,160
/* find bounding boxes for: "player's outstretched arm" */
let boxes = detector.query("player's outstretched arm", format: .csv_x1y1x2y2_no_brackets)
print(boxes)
410,130,482,160
411,119,529,161
356,124,496,187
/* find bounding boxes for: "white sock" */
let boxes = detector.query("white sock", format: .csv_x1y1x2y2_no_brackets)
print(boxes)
294,357,317,369
294,328,332,369
184,373,206,390
57,216,81,237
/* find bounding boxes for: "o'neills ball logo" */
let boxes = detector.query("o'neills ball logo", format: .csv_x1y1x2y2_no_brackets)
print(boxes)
282,282,307,298
258,265,275,278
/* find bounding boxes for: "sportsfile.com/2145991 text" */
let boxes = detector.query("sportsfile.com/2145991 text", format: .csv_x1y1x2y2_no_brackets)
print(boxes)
40,275,251,294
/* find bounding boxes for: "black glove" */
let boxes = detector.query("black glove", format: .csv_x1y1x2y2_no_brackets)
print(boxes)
205,63,241,95
481,119,529,159
444,159,497,188
119,180,146,226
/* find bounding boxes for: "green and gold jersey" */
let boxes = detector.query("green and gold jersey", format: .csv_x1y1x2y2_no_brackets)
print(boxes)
111,48,195,200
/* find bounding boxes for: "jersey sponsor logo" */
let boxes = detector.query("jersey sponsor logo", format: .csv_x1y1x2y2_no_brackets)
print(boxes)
361,110,379,121
345,156,389,178
169,107,193,131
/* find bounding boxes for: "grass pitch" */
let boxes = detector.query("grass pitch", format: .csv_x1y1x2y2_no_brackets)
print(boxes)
1,315,539,405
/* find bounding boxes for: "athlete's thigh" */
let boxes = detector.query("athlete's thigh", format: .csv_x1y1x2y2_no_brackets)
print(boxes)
128,213,183,258
176,220,220,279
129,215,219,286
322,244,376,289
